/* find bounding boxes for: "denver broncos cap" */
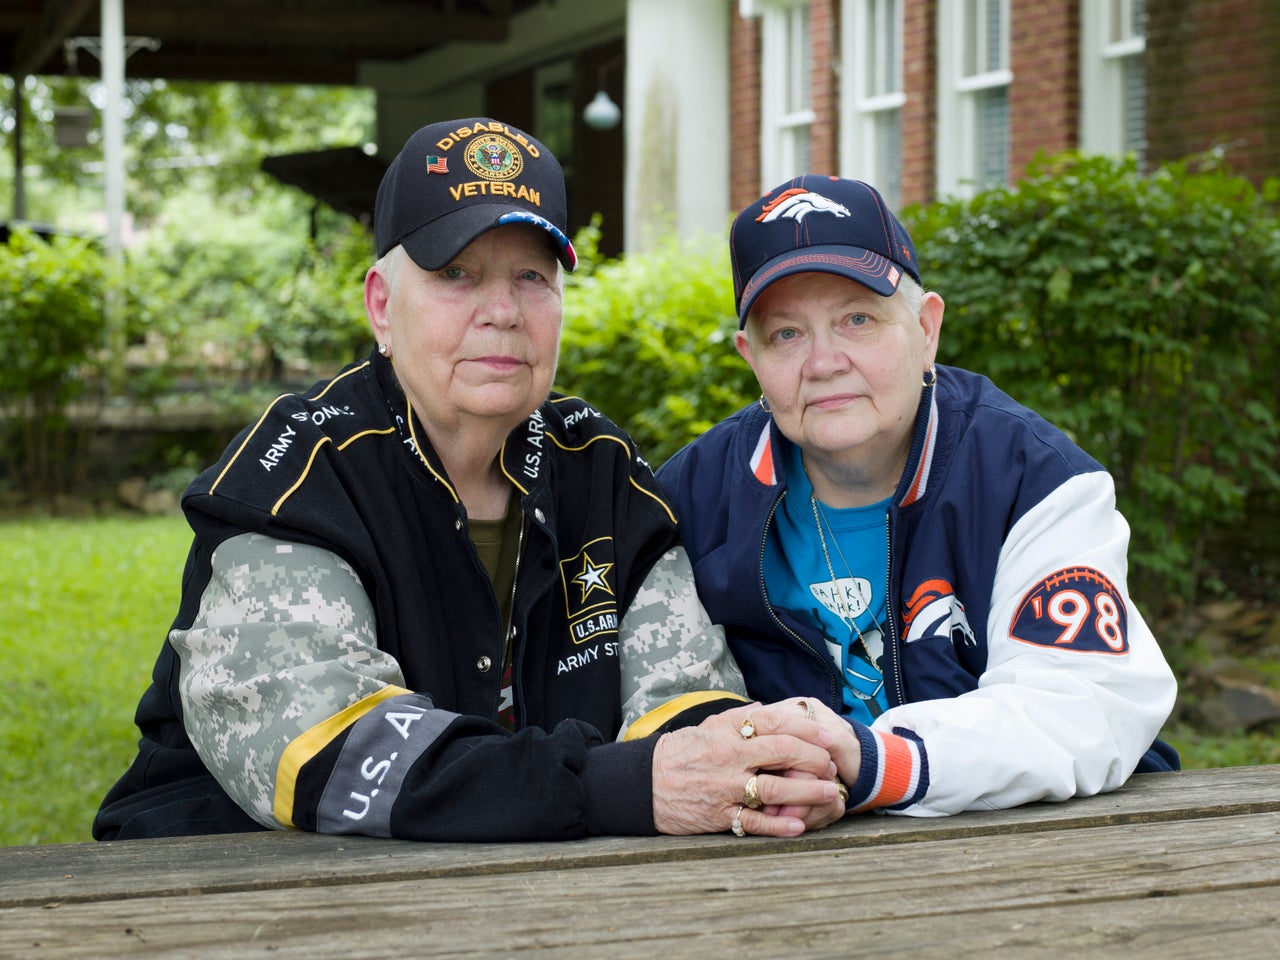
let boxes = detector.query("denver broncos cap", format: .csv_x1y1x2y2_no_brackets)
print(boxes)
374,117,577,273
730,175,919,326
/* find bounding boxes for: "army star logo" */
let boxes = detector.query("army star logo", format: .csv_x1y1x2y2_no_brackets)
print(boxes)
560,537,620,645
572,553,615,603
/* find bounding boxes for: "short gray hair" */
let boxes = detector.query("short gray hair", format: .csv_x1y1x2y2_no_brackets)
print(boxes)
374,244,407,293
896,274,924,320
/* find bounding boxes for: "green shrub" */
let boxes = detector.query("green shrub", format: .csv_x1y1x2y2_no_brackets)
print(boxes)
0,228,108,497
557,225,756,466
274,223,375,369
906,153,1280,610
127,196,373,385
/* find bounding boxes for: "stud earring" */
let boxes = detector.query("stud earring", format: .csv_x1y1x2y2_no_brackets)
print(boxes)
378,342,390,357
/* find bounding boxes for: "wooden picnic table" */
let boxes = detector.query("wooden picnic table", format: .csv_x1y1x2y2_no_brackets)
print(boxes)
2,764,1277,959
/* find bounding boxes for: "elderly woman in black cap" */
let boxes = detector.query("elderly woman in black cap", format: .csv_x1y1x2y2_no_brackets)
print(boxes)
658,176,1179,818
94,122,849,844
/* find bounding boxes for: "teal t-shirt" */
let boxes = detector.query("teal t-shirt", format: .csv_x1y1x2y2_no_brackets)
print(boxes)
762,443,890,723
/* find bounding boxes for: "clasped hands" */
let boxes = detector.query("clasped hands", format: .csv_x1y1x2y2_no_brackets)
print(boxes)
651,697,862,837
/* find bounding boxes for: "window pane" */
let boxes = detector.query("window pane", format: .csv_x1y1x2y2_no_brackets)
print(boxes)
874,0,901,95
887,0,901,90
874,108,903,210
787,5,812,114
984,0,1003,72
1108,0,1146,44
976,86,1008,187
963,0,978,75
1122,54,1146,162
961,0,1006,77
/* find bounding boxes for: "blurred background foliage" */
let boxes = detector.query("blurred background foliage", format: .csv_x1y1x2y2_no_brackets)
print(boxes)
1,73,1278,619
1,74,374,228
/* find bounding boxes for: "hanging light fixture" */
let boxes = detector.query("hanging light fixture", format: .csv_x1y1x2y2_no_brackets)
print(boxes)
583,54,623,131
583,90,621,131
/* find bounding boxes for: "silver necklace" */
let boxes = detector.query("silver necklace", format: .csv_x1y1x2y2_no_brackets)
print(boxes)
810,493,882,666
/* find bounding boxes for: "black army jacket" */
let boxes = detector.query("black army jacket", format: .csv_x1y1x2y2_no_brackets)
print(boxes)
95,351,746,842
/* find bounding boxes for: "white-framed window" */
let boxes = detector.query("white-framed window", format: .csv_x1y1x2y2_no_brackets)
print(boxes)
936,0,1011,197
744,0,814,188
842,0,906,211
1080,0,1147,162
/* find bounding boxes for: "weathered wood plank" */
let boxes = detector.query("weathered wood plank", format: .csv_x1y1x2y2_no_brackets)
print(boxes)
4,811,1277,959
4,765,1278,909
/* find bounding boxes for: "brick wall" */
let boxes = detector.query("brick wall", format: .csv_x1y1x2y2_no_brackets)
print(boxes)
730,11,762,211
809,0,839,174
1146,0,1280,187
900,0,938,205
1009,0,1078,177
728,0,1278,208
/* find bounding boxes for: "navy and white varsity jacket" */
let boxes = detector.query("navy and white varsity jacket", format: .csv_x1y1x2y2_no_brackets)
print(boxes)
94,350,746,842
657,364,1178,816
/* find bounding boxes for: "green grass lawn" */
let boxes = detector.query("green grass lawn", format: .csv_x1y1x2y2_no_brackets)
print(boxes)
0,513,1274,848
1,513,192,846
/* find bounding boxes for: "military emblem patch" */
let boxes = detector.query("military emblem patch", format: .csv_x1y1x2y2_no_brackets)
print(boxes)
559,538,619,645
465,133,523,181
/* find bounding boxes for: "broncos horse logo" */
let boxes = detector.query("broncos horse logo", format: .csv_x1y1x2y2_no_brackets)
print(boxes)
756,189,852,224
902,579,976,648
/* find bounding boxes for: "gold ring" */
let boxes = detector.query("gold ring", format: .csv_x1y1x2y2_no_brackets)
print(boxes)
739,716,756,739
798,699,816,721
731,806,746,838
836,779,849,805
742,775,763,810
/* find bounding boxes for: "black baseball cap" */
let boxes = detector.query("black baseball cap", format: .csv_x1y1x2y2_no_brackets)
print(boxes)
730,175,919,326
374,117,577,272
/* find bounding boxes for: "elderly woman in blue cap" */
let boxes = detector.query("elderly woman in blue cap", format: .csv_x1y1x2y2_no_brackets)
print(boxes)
658,176,1179,820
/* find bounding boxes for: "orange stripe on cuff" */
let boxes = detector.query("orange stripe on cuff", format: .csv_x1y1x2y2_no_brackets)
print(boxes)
871,729,916,807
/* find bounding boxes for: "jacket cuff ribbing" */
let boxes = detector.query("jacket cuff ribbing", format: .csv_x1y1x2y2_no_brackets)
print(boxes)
845,722,929,812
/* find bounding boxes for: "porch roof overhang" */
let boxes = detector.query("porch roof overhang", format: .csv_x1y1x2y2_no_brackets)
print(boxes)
259,146,388,222
1,0,544,86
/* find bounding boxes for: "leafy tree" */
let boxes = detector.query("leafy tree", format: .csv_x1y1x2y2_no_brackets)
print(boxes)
1,74,374,227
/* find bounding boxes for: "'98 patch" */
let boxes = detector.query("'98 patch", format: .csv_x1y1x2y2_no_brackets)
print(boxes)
1010,566,1128,654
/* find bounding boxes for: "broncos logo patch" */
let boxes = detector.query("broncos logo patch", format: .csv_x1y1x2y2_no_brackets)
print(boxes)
756,189,851,224
1010,566,1128,655
902,579,975,648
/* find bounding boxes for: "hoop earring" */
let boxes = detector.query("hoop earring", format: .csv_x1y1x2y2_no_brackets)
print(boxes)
757,395,772,414
922,364,937,388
